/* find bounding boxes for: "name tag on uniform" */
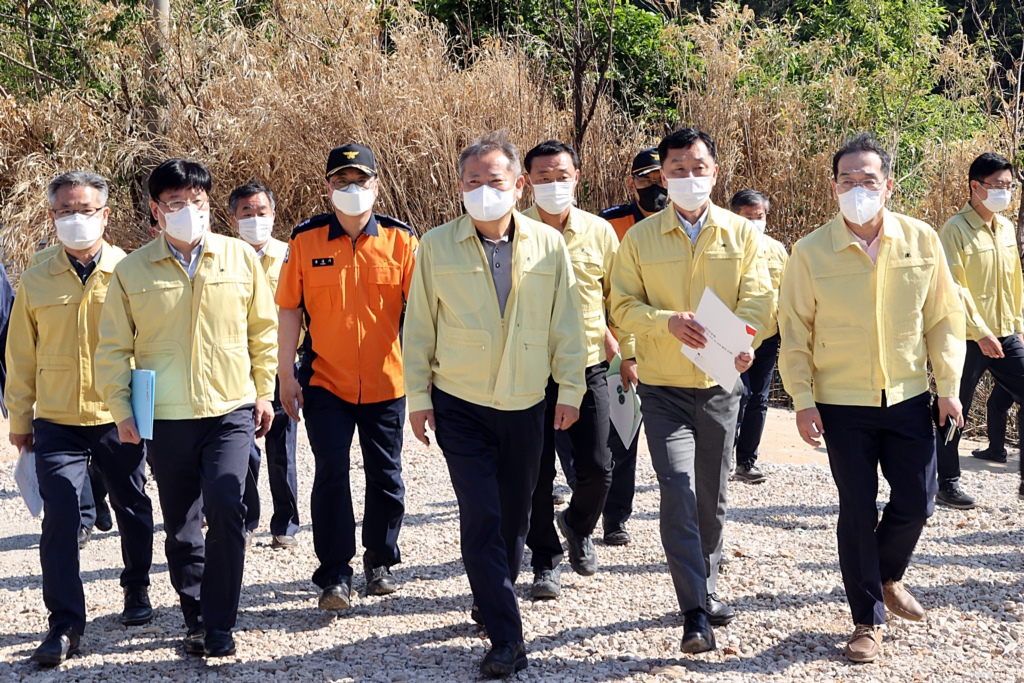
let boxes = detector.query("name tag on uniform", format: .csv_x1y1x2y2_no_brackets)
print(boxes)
312,257,334,267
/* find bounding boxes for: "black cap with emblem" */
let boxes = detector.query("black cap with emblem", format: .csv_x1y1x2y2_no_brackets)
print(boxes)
326,143,377,179
631,147,661,177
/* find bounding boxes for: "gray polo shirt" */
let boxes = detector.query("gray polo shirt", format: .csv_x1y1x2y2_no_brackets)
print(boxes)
478,224,515,316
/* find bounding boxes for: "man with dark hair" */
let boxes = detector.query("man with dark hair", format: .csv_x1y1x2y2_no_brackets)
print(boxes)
97,158,278,658
275,144,417,609
729,189,788,483
596,147,665,546
611,127,773,653
228,182,301,549
404,131,586,678
521,139,625,599
780,132,965,662
936,151,1024,506
7,171,155,666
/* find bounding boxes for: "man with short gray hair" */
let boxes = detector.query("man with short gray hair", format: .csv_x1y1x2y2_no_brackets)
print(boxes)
403,131,587,678
5,171,155,666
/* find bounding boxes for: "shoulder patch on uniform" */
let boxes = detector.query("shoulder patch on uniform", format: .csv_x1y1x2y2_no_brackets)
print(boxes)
598,204,633,219
376,214,416,237
290,213,333,239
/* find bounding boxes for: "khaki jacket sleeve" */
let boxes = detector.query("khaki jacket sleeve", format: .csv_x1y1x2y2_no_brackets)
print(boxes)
609,233,676,338
3,288,38,434
778,245,817,412
737,233,774,349
940,226,991,340
247,259,279,401
924,232,967,398
95,270,137,425
402,236,438,413
603,230,635,360
549,240,587,408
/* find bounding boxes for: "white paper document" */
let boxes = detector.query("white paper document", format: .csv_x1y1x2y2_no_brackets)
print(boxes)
606,355,642,447
680,287,757,390
14,447,42,518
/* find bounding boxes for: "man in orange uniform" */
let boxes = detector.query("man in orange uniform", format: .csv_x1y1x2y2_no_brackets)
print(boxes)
276,144,418,608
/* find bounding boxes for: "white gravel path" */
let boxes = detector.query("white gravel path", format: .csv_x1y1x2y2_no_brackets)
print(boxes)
0,408,1022,682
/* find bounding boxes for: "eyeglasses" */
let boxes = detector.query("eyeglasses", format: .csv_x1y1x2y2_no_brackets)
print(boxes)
157,198,209,212
54,206,105,219
979,180,1019,191
328,177,373,191
633,172,663,189
836,180,885,192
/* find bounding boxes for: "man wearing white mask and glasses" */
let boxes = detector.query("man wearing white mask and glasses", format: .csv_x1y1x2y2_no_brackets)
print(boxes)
403,131,586,678
6,171,155,665
97,159,278,658
520,139,627,600
610,127,773,654
936,152,1024,508
779,133,965,662
228,183,301,549
275,144,418,610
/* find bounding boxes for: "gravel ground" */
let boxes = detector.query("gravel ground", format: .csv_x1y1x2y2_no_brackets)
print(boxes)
0,407,1022,682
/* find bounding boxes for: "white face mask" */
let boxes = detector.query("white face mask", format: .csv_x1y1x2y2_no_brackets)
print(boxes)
750,219,767,234
162,205,209,244
837,186,885,226
667,176,714,212
463,185,517,223
981,188,1012,213
331,184,376,216
54,212,104,250
236,216,274,245
532,181,575,215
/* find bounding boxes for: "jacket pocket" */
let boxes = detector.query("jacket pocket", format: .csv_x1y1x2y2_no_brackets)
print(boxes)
368,264,402,310
306,267,342,311
813,327,868,385
209,335,250,403
36,355,76,415
513,329,550,396
135,341,188,408
436,265,487,315
437,327,491,389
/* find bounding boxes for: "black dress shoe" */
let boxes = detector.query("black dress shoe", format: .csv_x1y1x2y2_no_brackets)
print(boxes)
94,500,114,532
480,640,527,678
78,526,92,550
31,625,80,666
680,608,716,654
363,556,399,596
121,585,154,626
204,629,236,657
706,593,736,626
470,603,484,626
972,447,1009,463
318,580,352,611
603,526,632,546
183,627,205,656
556,509,597,576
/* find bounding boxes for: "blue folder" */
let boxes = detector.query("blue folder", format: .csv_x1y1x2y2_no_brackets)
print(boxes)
130,369,156,440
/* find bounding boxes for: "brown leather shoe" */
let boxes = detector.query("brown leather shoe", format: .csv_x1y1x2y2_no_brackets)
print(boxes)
845,624,882,663
883,580,926,621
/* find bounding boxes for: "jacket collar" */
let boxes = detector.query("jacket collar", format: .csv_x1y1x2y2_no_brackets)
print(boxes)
48,240,117,276
327,212,378,241
828,210,904,253
454,211,533,243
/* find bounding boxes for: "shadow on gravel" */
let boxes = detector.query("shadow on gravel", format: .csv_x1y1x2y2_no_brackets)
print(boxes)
931,529,1024,547
0,563,169,592
914,552,1024,571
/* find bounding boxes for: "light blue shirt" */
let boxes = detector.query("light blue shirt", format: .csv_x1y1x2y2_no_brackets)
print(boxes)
165,236,205,280
676,206,709,245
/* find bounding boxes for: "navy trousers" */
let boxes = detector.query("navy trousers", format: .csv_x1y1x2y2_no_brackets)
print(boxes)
735,333,780,468
243,383,300,536
147,407,253,633
303,386,405,587
938,335,1024,486
817,392,937,626
528,364,613,570
984,383,1022,466
33,420,153,634
602,423,639,534
434,387,545,643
